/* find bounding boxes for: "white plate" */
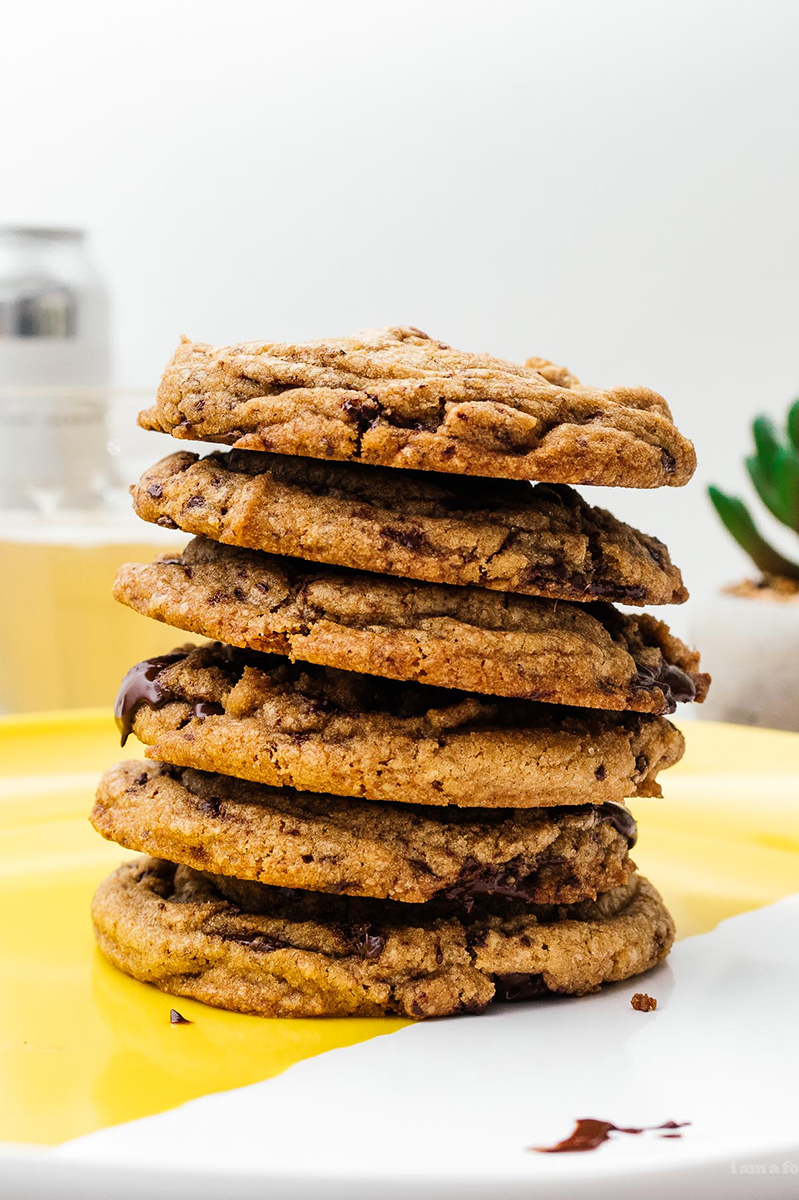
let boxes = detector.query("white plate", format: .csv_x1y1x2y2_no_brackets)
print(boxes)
5,895,799,1200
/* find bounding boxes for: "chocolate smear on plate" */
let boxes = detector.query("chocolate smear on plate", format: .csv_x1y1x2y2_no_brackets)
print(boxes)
532,1118,689,1153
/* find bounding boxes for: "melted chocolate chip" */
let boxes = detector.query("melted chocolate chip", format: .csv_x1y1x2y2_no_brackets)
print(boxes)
523,561,649,605
340,922,387,960
146,482,163,499
533,1118,689,1153
442,804,636,911
114,654,224,747
493,973,547,1003
342,397,383,432
442,859,543,912
596,801,638,847
591,580,648,603
661,449,677,476
114,652,189,746
635,659,697,712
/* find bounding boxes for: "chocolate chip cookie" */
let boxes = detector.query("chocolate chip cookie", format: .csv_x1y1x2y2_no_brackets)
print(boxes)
113,539,700,703
132,450,687,606
92,859,674,1018
139,327,695,487
115,644,684,807
92,760,636,905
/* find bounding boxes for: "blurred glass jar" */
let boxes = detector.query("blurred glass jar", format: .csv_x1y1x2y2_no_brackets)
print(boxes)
0,393,194,714
0,228,198,713
0,226,111,511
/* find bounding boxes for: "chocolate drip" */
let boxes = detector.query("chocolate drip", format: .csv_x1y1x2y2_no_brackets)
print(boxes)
493,973,547,1003
635,659,697,712
596,801,638,847
113,652,223,746
533,1118,689,1153
114,652,188,746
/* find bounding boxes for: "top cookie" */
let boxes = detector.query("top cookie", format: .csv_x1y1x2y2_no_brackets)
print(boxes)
139,327,696,487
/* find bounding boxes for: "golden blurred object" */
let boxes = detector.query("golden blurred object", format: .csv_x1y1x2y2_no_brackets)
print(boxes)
0,527,194,713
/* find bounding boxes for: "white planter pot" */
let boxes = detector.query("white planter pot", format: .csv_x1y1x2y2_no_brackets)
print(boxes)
689,589,799,732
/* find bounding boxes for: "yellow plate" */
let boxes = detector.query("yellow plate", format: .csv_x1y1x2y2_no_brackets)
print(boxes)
1,712,798,1147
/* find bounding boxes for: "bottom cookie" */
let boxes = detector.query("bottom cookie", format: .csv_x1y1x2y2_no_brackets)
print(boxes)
92,859,674,1019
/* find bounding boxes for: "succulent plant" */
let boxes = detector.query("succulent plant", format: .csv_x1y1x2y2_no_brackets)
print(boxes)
709,399,799,581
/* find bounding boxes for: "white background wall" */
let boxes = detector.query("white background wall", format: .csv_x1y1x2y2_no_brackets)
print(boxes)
3,0,799,631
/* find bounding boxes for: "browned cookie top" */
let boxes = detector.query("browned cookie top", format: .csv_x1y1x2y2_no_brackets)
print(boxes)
113,538,699,703
114,643,685,807
92,859,675,1018
139,327,696,487
132,450,687,606
93,760,636,906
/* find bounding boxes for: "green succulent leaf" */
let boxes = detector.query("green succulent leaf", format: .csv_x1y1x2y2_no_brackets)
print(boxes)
752,415,782,473
787,399,799,453
771,446,799,533
708,485,799,579
745,453,784,524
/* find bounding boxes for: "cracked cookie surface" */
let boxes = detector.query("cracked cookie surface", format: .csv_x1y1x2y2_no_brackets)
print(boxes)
92,761,636,905
139,327,695,487
132,451,687,606
92,859,674,1018
114,538,698,702
116,643,684,807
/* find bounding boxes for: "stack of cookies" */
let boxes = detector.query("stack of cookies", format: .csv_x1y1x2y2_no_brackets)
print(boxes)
90,327,709,1019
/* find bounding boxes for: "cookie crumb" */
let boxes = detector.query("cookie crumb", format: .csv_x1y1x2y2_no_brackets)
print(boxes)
169,1008,192,1025
631,991,657,1012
